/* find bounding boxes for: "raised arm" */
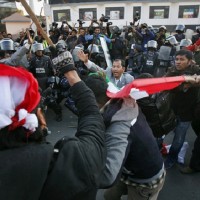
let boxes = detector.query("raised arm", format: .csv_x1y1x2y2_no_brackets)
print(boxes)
77,50,105,73
40,51,106,200
4,30,33,67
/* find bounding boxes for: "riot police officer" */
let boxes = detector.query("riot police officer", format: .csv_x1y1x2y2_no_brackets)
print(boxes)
71,44,88,79
29,43,55,90
174,24,185,42
127,43,143,78
29,43,63,122
0,34,31,68
155,35,178,77
141,40,159,75
87,43,107,69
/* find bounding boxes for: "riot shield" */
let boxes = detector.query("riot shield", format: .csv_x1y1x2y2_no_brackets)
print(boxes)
99,36,112,68
0,38,14,51
158,46,171,61
185,29,194,40
72,45,84,62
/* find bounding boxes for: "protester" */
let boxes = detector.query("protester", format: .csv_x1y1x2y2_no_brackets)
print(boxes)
104,109,166,200
180,87,200,174
0,29,32,68
0,51,107,200
78,50,134,87
164,49,200,169
1,14,200,200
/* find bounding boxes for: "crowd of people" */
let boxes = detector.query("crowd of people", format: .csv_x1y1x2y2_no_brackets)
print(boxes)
0,16,200,200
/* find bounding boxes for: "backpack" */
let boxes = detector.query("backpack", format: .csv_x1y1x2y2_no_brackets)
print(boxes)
137,91,177,138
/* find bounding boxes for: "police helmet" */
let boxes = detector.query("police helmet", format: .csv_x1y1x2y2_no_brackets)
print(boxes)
165,35,178,45
175,24,185,32
0,38,15,51
147,40,158,49
32,43,44,53
75,44,84,50
56,41,66,52
180,39,192,47
87,44,100,54
72,44,84,62
44,47,51,56
112,26,122,35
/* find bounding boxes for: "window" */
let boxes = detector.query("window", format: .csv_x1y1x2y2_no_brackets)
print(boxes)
149,6,169,19
53,9,71,22
79,8,97,21
105,7,124,20
178,5,199,18
50,0,128,4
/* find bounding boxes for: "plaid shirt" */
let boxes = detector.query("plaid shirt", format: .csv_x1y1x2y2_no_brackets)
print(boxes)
121,170,166,189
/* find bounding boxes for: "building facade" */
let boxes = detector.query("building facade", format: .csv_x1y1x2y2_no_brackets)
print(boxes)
45,0,200,31
16,0,45,16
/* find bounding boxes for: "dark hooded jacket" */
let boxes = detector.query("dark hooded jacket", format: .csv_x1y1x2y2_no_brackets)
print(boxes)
0,81,106,200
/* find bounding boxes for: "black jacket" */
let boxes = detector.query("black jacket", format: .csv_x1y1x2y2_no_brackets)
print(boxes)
40,81,106,200
0,81,106,200
166,65,200,121
29,55,55,90
123,109,163,179
137,91,176,137
0,144,53,200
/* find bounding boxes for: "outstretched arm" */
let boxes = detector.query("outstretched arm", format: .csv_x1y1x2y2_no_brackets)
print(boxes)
77,50,105,73
99,98,138,188
107,75,198,99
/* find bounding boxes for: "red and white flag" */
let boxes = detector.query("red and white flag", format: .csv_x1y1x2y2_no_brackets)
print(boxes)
0,64,40,131
107,76,185,99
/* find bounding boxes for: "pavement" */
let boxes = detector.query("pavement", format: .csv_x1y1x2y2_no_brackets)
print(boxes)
46,105,200,200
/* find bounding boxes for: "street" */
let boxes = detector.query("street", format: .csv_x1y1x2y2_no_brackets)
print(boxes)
46,105,200,200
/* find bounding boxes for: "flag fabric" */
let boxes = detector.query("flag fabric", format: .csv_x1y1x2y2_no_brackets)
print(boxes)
107,76,185,99
187,38,200,51
0,64,40,131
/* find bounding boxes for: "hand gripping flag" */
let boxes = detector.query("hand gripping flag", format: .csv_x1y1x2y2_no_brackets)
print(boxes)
107,76,185,99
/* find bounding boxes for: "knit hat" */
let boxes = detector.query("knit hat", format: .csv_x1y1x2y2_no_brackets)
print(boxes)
0,64,40,132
